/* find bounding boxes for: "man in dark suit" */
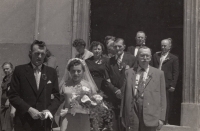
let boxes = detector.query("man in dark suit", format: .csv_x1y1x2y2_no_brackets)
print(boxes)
121,46,166,131
8,40,61,131
105,38,136,131
152,38,179,124
127,31,147,56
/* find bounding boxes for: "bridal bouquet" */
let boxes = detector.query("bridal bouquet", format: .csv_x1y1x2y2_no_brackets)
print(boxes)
64,85,113,131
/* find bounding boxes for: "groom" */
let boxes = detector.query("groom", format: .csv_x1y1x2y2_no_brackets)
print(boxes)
121,46,166,131
8,40,61,131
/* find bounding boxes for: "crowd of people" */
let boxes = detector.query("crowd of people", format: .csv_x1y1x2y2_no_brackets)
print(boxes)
0,31,179,131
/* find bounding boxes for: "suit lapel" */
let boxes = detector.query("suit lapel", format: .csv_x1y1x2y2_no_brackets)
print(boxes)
162,53,171,64
25,63,38,95
144,66,153,89
132,67,137,95
156,53,161,64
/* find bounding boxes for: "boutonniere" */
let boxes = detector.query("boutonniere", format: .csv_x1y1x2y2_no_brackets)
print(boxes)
42,74,47,80
147,74,152,80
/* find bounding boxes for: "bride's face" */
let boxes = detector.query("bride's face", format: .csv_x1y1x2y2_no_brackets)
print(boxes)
69,64,84,82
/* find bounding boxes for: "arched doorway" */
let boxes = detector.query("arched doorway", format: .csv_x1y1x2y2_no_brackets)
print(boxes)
90,0,183,125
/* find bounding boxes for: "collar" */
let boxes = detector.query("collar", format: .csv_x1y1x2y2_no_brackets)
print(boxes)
137,65,150,73
31,63,42,71
161,51,170,57
115,51,124,59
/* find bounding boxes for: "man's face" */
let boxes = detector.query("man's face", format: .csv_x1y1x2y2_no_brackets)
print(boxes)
69,64,84,82
3,64,12,76
135,32,146,46
107,41,116,55
31,45,47,66
161,40,171,53
75,45,85,54
138,48,152,66
114,40,125,56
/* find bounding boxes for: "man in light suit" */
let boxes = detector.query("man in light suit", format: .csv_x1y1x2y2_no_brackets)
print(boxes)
8,40,61,131
121,46,166,131
104,38,136,131
152,38,179,124
127,31,147,57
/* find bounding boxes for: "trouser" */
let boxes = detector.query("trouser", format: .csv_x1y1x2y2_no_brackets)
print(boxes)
165,90,174,124
112,108,125,131
14,115,52,131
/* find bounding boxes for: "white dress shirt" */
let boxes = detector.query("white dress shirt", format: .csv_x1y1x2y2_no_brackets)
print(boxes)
32,63,42,89
158,52,169,70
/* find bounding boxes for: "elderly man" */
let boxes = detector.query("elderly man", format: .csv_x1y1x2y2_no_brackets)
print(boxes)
127,31,147,57
152,38,179,124
8,40,61,131
0,62,15,131
121,46,166,131
105,38,136,131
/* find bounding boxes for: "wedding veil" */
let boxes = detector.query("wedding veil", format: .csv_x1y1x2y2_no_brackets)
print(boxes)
59,58,98,93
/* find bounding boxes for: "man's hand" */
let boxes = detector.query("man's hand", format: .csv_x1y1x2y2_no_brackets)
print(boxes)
40,110,53,120
115,89,122,99
168,87,175,92
28,107,41,119
157,120,164,130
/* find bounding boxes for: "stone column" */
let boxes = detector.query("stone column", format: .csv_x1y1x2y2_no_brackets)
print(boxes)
71,0,90,58
181,0,200,130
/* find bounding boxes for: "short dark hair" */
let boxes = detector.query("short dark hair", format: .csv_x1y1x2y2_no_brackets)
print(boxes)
89,41,105,52
72,39,86,47
30,40,46,51
104,36,116,45
114,38,125,45
67,59,85,72
29,40,47,59
2,62,13,69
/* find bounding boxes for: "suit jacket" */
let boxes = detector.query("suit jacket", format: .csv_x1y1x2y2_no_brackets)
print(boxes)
127,46,136,56
104,52,136,107
120,66,166,127
152,52,179,89
8,63,61,127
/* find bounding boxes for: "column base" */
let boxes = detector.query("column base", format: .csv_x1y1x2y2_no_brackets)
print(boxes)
180,103,200,131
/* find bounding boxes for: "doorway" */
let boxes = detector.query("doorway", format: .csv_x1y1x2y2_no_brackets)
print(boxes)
90,0,183,125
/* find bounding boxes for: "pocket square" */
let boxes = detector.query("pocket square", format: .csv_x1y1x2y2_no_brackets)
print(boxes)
47,80,52,84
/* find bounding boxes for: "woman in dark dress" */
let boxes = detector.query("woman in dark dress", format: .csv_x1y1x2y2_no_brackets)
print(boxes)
0,62,15,131
85,41,109,91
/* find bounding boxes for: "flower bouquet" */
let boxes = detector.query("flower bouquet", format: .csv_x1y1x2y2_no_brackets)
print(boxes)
60,85,113,131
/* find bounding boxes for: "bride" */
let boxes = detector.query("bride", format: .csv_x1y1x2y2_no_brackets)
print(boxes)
59,58,98,131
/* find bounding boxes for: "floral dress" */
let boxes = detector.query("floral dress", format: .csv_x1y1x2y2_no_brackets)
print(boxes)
60,80,91,131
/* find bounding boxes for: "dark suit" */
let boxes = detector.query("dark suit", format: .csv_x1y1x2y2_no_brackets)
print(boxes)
127,46,136,56
152,52,179,123
8,63,61,131
104,52,136,131
121,66,166,131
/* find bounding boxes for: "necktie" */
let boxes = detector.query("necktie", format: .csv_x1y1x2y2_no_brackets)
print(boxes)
34,67,40,90
117,55,122,69
138,69,145,93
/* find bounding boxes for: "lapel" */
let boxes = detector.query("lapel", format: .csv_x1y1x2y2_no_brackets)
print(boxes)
162,53,171,64
25,63,38,95
156,52,161,64
37,65,47,99
144,66,153,90
131,67,137,95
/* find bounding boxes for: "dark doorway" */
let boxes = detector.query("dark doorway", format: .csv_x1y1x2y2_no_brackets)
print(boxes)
90,0,183,125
